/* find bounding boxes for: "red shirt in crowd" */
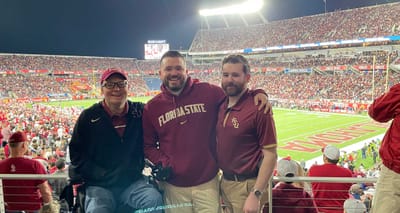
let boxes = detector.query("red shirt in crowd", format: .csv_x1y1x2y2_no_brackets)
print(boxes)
308,163,352,213
0,157,47,211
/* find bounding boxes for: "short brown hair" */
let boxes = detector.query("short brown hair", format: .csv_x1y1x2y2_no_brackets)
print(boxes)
160,50,185,65
222,54,250,74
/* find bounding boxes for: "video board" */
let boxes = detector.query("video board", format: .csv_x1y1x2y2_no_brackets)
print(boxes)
144,40,169,60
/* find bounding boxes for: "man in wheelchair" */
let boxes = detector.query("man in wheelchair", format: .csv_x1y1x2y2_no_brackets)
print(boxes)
67,68,163,213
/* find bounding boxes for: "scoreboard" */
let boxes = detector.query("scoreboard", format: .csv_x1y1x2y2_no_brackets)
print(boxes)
144,40,169,60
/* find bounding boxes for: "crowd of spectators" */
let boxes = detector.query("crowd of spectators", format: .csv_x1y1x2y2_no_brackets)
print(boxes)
0,75,69,98
0,73,150,99
248,50,398,68
0,54,138,72
193,71,400,103
1,48,399,103
190,2,400,52
1,1,399,102
0,102,80,165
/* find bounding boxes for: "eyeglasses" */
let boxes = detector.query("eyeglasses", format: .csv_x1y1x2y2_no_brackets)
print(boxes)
102,80,128,89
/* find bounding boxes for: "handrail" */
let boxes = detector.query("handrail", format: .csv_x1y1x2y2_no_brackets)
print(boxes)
0,174,377,213
273,176,378,183
0,174,67,179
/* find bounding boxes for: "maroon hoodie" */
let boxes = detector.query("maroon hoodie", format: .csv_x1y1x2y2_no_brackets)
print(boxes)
143,77,224,187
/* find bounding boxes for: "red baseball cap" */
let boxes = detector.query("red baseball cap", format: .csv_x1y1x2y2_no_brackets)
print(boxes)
100,68,127,83
9,131,28,144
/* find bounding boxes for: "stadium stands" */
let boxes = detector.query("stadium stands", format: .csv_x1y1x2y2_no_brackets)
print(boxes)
0,2,398,102
190,2,400,52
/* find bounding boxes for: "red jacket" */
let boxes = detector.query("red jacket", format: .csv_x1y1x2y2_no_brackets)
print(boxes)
368,83,400,174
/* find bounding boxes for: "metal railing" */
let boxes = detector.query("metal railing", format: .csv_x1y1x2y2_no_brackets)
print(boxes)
0,174,67,213
0,174,377,212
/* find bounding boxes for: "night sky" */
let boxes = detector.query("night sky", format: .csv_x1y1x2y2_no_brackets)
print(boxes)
0,0,398,59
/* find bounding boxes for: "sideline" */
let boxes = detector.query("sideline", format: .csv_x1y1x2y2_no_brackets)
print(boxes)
304,134,384,169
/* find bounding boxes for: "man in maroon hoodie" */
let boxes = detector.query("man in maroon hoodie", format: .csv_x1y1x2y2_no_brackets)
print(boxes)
143,50,269,213
369,83,400,213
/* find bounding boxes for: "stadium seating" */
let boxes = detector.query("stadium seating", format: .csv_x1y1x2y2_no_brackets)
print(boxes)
190,2,400,52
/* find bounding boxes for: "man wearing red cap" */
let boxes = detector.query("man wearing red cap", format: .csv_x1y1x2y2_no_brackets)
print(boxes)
69,68,162,213
0,131,55,212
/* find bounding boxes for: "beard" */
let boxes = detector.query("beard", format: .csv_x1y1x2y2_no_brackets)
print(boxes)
222,82,245,97
164,76,186,92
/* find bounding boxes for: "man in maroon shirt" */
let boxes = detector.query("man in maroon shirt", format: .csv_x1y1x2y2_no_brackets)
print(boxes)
216,54,277,213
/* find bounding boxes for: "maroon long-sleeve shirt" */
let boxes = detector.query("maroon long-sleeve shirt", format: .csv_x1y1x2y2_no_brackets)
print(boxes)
368,83,400,174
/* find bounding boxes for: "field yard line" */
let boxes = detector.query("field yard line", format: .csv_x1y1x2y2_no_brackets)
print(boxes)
279,113,367,132
276,109,370,129
275,108,368,118
277,113,335,126
279,119,371,143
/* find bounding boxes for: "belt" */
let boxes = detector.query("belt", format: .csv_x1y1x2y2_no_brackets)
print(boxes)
223,172,258,182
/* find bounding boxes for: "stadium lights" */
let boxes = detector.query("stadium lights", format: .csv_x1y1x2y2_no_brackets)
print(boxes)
199,0,264,17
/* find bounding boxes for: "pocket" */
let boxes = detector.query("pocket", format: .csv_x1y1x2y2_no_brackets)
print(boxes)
245,178,257,193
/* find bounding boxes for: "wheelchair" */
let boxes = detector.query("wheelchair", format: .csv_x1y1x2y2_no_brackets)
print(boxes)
60,160,163,213
58,180,84,213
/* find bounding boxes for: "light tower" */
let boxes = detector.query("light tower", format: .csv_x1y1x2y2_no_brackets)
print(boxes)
198,0,265,29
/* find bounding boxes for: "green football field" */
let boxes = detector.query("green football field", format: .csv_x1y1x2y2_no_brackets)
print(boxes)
45,97,387,161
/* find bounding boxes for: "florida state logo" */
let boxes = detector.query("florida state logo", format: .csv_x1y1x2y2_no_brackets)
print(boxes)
10,164,16,173
232,117,239,128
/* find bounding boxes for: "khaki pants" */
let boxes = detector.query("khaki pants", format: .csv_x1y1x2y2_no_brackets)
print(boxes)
371,164,400,213
220,178,268,213
160,175,221,213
